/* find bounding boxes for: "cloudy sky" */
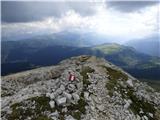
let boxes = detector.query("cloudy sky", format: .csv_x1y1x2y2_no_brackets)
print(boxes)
2,0,160,42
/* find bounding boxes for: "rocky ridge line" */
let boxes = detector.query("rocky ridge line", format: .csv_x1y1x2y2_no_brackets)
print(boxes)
1,55,160,120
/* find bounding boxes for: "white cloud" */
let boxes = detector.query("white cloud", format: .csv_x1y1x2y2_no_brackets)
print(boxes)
2,2,159,42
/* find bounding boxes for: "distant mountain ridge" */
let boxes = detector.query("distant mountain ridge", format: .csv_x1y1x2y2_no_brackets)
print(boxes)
93,43,160,67
92,43,160,80
125,36,160,57
2,31,111,47
3,30,159,57
2,40,160,80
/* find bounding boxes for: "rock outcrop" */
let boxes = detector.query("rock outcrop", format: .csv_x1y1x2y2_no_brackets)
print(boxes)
1,55,160,120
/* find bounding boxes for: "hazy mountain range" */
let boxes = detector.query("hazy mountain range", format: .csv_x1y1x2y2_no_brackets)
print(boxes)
3,31,159,56
125,36,160,57
2,33,160,80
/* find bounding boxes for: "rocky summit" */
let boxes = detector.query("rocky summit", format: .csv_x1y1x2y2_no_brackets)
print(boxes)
1,55,160,120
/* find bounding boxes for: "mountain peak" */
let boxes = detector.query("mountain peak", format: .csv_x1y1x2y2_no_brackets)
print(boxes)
2,55,160,120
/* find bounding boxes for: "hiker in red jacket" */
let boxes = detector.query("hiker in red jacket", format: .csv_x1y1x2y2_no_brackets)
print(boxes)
68,71,76,81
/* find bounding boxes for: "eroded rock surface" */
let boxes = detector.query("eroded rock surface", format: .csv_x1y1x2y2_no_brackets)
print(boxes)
1,55,160,120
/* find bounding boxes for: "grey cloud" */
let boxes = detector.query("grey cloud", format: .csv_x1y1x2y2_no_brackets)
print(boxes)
106,1,159,12
66,2,96,16
2,1,96,23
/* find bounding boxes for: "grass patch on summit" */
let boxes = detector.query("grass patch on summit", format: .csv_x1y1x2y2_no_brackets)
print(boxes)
102,65,158,119
119,86,157,120
101,65,128,81
67,89,88,120
80,66,95,92
80,66,95,87
7,96,53,120
101,65,128,96
7,92,88,120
